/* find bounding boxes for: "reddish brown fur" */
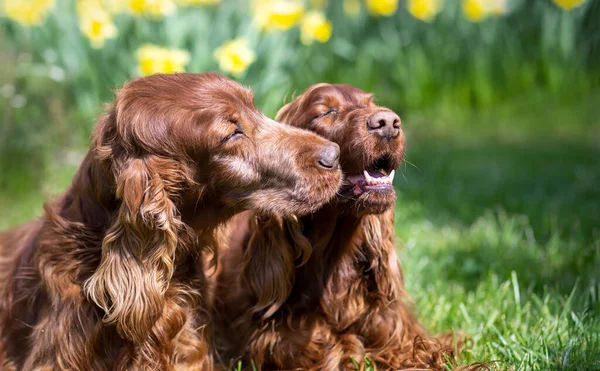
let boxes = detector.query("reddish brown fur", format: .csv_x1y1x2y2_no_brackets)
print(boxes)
0,73,342,370
213,84,479,370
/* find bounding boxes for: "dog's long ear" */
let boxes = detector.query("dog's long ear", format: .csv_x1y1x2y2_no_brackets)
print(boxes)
242,215,311,318
83,112,195,344
362,210,404,300
274,101,297,124
275,83,329,125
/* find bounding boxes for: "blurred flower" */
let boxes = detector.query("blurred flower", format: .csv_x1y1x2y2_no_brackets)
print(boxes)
3,0,56,26
300,11,332,45
310,0,327,9
366,0,398,16
462,0,508,21
408,0,441,22
344,0,361,16
1,84,16,99
100,0,127,13
11,95,27,108
126,0,175,17
175,0,221,6
48,66,65,82
553,0,586,11
253,0,305,32
487,0,507,15
463,0,487,22
213,39,256,76
77,1,118,48
136,45,190,75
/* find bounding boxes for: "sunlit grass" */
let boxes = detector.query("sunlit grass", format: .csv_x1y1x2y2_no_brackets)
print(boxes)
394,107,600,370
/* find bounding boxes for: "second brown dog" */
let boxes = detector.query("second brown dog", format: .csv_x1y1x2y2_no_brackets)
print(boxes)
213,83,463,370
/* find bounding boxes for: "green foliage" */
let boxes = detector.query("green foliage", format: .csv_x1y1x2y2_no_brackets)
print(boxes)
1,1,599,198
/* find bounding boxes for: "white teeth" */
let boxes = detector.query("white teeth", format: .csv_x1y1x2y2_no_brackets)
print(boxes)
363,170,395,186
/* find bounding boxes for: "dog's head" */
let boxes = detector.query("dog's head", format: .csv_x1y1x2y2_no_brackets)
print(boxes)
96,73,342,218
277,83,404,215
84,73,341,345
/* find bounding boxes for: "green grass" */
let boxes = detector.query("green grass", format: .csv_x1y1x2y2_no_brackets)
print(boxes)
1,97,599,370
393,101,600,370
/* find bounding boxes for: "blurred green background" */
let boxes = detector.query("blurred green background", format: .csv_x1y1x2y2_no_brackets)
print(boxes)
1,0,599,369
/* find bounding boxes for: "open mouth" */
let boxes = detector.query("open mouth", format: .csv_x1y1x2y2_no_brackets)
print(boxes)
343,155,397,197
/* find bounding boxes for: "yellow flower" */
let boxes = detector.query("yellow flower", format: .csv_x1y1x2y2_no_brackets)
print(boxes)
136,45,191,76
126,0,175,17
487,0,507,15
463,0,487,22
253,0,305,32
78,4,118,48
300,11,332,45
3,0,56,26
366,0,398,16
175,0,221,6
213,39,256,76
408,0,441,22
343,0,361,16
90,0,126,14
553,0,586,10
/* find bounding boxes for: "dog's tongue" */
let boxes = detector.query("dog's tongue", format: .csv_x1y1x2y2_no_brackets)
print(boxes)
366,169,386,178
346,174,364,184
344,169,395,196
346,169,385,184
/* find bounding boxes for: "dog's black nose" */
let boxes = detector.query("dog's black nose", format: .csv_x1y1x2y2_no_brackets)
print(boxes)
367,111,401,141
317,143,340,170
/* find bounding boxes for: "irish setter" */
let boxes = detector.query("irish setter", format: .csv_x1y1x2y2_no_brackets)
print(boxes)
213,84,473,370
0,73,343,370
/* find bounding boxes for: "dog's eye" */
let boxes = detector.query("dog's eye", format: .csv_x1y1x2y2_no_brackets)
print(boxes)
221,128,244,144
313,108,338,121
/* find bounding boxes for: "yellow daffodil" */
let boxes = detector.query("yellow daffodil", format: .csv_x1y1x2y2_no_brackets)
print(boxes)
366,0,398,17
300,11,332,45
126,0,175,17
95,0,126,14
463,0,487,22
136,45,190,76
78,4,118,48
408,0,441,22
553,0,586,10
175,0,221,6
343,0,361,16
213,39,256,76
487,0,507,15
462,0,508,21
253,0,305,32
3,0,56,26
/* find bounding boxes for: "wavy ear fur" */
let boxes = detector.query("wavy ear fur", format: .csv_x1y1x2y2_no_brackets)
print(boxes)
83,113,195,344
242,215,311,318
361,210,404,301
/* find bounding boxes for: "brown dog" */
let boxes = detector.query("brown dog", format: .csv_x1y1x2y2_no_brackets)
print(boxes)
213,83,465,370
0,73,342,370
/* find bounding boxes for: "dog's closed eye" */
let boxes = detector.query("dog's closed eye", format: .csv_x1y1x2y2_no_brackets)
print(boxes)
312,107,337,121
221,127,244,145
